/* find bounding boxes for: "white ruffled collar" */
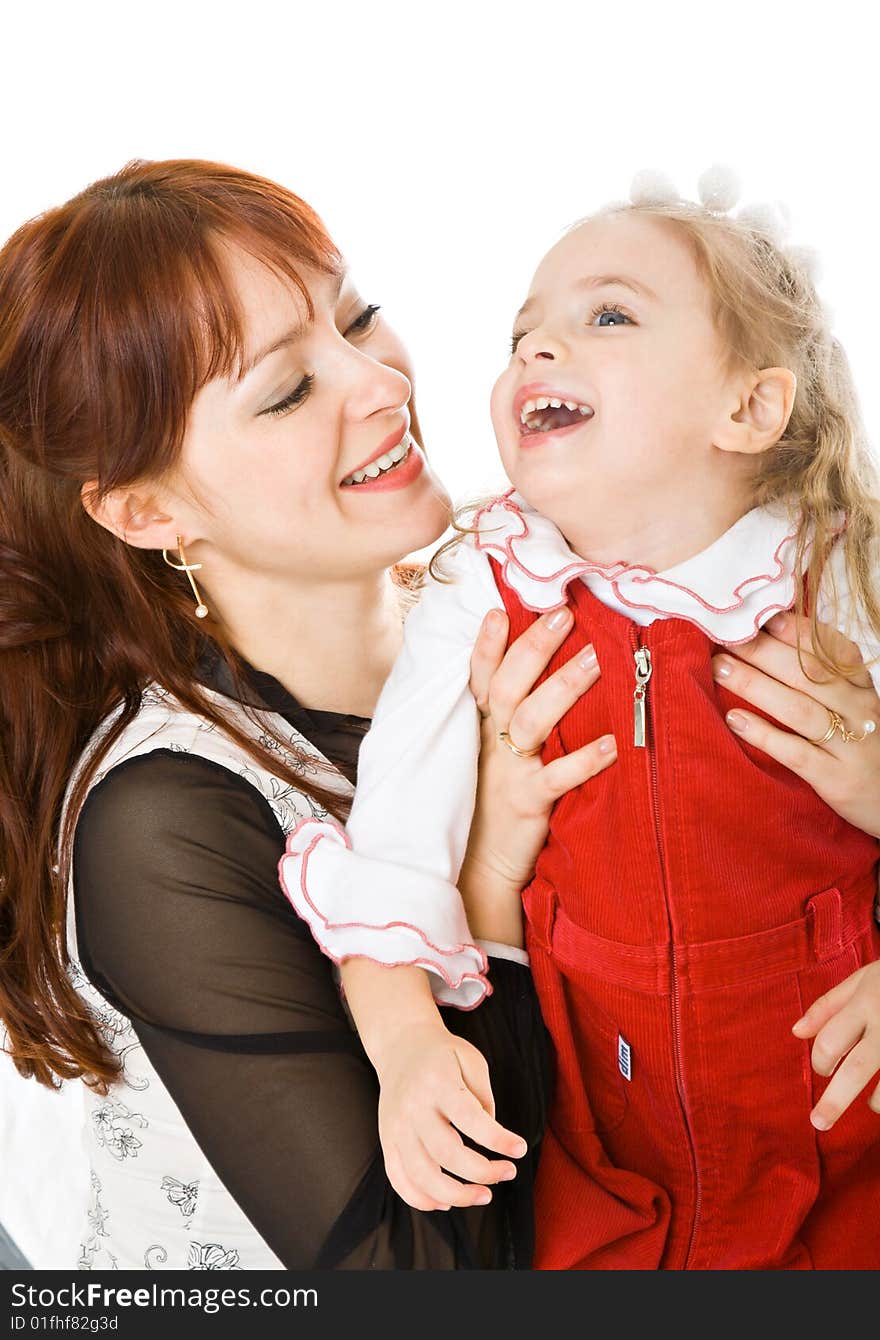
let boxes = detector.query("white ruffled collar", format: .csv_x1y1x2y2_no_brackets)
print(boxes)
473,490,803,646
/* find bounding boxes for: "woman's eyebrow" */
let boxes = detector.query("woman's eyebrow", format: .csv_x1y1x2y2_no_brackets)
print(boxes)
238,271,347,381
516,273,658,322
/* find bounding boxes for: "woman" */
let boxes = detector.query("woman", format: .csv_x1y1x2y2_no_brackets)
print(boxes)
0,159,876,1270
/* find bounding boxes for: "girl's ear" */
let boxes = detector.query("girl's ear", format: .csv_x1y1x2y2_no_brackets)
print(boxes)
80,479,181,552
715,367,797,456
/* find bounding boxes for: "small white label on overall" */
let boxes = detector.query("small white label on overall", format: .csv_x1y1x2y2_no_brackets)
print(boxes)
618,1034,632,1082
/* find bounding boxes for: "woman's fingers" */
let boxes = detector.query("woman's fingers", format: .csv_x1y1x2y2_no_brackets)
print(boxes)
469,609,510,715
713,653,866,752
504,643,600,752
764,613,873,690
483,607,574,729
792,967,867,1040
808,1034,880,1130
538,736,617,803
718,707,827,787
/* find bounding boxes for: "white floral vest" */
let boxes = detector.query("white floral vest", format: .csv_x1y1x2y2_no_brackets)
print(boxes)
62,682,352,1271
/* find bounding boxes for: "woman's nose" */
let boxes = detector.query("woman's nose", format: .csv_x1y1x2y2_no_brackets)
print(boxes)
347,358,412,422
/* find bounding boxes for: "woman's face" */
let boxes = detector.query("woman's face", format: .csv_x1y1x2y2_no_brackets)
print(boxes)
173,243,451,587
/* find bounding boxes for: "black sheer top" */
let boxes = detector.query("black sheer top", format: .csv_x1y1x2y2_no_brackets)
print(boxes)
71,646,551,1270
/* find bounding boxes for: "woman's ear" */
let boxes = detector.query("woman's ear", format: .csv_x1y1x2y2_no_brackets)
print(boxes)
714,367,797,457
80,479,181,551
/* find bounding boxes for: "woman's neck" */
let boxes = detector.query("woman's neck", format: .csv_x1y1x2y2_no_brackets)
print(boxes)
209,567,404,717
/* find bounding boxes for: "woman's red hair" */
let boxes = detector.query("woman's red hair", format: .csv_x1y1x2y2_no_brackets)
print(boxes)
0,159,353,1091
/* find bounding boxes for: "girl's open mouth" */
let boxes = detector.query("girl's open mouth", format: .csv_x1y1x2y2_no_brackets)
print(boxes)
518,395,595,442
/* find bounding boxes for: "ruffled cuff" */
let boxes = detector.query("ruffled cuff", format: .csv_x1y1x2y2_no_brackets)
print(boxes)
277,819,490,1009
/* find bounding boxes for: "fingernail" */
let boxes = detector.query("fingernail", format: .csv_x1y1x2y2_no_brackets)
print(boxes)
767,613,788,634
598,734,617,755
500,1167,517,1181
476,1190,492,1205
810,1112,831,1131
485,609,505,635
578,644,598,671
513,1140,528,1157
545,607,572,631
713,656,734,681
726,711,748,734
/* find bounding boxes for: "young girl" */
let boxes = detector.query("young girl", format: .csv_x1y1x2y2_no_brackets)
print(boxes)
278,166,880,1269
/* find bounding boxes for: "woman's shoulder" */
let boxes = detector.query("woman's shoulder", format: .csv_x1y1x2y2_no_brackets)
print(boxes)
73,681,341,840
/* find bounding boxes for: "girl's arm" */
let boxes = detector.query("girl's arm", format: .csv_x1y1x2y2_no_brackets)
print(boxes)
337,604,615,1211
712,616,880,1130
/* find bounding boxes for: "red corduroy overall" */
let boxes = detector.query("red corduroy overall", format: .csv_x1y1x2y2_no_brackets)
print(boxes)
490,558,880,1269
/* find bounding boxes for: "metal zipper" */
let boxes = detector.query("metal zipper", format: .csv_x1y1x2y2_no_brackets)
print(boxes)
630,630,703,1265
633,646,652,747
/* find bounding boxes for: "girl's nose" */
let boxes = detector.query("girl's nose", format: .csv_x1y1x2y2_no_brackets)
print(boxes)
516,327,563,363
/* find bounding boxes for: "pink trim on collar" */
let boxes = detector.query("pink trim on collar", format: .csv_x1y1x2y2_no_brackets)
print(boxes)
473,491,803,645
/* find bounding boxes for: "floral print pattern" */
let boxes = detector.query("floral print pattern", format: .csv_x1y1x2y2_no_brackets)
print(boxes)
65,681,347,1270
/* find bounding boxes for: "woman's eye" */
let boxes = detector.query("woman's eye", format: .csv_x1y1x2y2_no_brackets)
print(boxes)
346,303,382,337
261,373,315,418
510,330,526,354
590,302,633,327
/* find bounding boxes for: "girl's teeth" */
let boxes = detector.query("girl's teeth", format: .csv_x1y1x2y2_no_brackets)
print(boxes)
377,453,393,469
364,463,381,478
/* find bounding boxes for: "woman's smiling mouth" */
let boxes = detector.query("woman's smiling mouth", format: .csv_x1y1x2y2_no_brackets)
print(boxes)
340,429,423,491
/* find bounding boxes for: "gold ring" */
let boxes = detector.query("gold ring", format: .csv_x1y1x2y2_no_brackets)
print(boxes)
498,729,543,759
806,708,845,745
835,715,877,745
806,708,877,746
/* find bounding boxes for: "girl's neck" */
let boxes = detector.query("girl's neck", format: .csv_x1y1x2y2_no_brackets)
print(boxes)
557,476,759,574
208,566,404,717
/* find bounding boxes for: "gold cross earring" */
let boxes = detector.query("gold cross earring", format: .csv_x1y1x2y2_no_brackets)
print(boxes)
162,535,209,618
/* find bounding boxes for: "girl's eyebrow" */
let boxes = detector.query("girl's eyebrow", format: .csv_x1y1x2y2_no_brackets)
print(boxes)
516,273,658,322
238,271,347,381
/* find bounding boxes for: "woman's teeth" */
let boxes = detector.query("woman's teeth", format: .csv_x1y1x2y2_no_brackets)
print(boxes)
341,433,413,487
520,396,594,433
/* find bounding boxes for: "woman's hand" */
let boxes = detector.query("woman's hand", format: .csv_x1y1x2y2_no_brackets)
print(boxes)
792,962,880,1129
712,613,880,1127
458,605,617,944
712,613,880,837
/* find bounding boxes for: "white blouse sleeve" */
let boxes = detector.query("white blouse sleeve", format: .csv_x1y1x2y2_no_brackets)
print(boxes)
278,538,506,1008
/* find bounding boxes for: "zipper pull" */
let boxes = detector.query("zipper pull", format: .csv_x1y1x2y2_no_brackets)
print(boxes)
633,646,653,748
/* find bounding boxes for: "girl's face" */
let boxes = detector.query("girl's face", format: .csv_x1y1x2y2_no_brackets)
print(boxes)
174,244,451,586
490,211,753,557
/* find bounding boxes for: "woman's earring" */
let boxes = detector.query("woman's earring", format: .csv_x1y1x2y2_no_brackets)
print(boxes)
162,535,209,619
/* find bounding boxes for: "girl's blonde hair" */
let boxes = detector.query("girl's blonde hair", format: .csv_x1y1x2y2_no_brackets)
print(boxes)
433,198,880,680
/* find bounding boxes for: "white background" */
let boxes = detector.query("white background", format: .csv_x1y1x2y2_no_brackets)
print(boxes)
2,0,877,1267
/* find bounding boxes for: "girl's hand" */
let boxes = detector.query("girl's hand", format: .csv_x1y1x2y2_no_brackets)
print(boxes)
711,614,880,837
460,605,617,943
373,1017,528,1212
792,962,880,1129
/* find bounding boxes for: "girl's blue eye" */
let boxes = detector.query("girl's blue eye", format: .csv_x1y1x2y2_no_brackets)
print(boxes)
591,302,632,327
262,373,315,418
510,300,633,352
